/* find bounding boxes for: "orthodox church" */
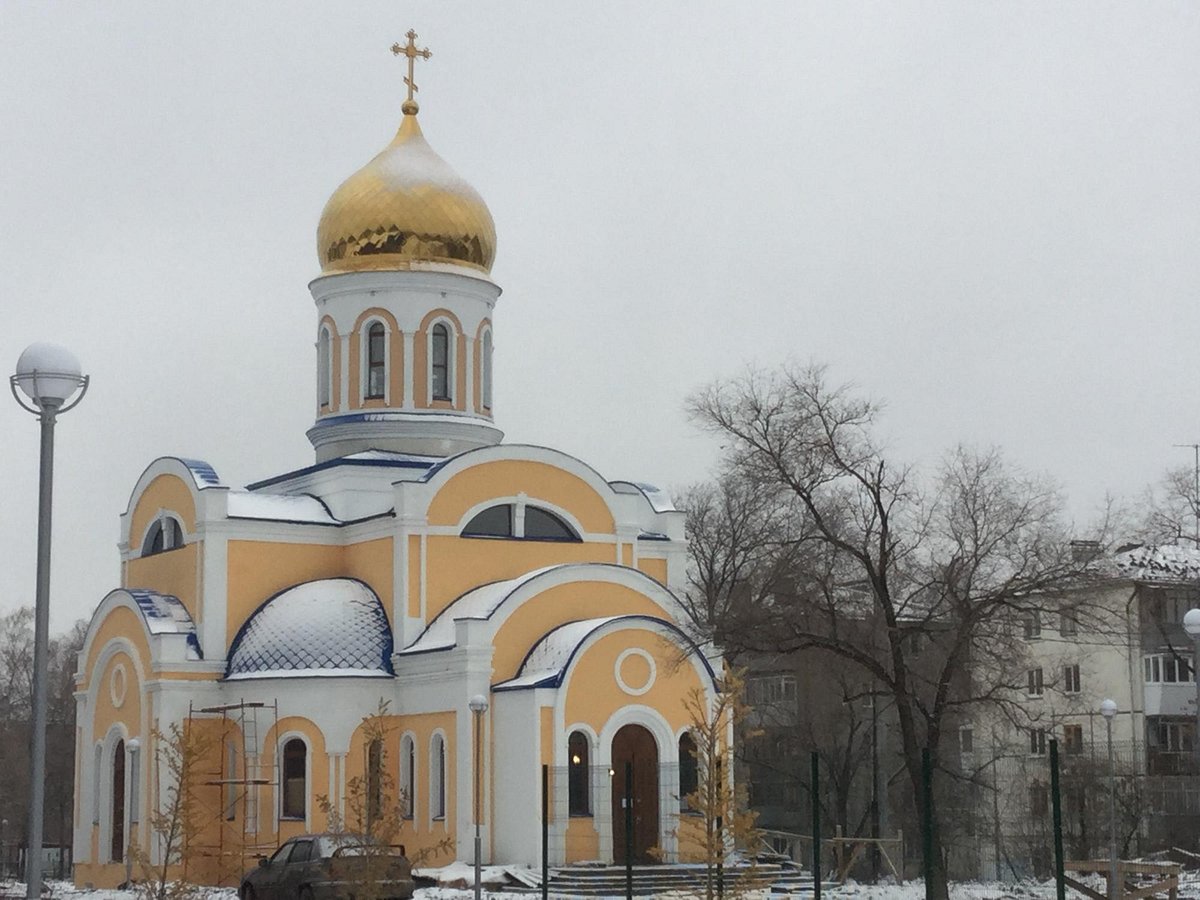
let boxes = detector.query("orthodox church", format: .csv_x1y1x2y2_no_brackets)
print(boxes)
73,33,719,887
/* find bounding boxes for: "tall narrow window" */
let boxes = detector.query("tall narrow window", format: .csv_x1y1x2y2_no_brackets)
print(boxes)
111,739,125,863
431,734,446,820
568,731,590,816
366,323,386,399
400,735,415,820
431,323,451,401
318,328,332,407
482,330,493,409
367,739,383,827
281,739,306,820
679,732,699,811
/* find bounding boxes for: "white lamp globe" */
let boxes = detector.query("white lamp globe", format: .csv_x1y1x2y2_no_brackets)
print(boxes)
1099,698,1118,720
1184,608,1200,639
469,693,489,713
14,342,84,407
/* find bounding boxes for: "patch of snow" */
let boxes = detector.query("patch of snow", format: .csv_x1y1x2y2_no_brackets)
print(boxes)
1104,543,1200,583
227,491,338,524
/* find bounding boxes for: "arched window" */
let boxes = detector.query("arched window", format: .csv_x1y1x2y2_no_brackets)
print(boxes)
111,738,125,862
431,734,446,820
366,322,386,400
431,323,451,401
367,738,383,827
281,738,306,820
318,327,332,407
461,503,580,542
400,734,416,820
568,731,591,816
142,517,185,557
481,329,493,409
679,732,699,812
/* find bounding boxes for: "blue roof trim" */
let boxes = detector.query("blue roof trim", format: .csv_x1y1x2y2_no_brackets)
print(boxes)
175,458,222,488
247,456,438,491
125,589,203,659
493,614,717,693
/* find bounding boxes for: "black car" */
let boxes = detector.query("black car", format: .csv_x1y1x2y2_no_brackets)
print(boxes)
240,834,414,900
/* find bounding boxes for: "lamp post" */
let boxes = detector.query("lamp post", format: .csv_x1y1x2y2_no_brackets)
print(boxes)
1182,609,1200,773
1099,699,1118,900
10,342,89,900
468,694,489,900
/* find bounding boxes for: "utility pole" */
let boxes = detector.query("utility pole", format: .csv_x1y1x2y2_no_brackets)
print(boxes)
1173,443,1200,546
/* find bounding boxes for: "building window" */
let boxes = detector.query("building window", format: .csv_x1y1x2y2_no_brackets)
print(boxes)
679,732,699,811
958,727,974,755
1063,664,1081,695
481,329,493,409
1027,667,1044,697
1144,653,1193,684
400,735,415,820
318,327,332,407
748,674,798,706
111,738,125,863
1059,610,1078,637
1029,728,1047,756
1063,724,1083,755
1024,611,1041,640
1155,722,1195,753
461,503,580,542
431,323,451,401
1030,781,1049,816
366,322,386,399
568,731,591,816
142,516,184,556
281,739,306,820
431,734,446,820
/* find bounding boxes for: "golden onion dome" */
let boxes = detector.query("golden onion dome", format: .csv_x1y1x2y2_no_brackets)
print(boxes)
317,109,496,274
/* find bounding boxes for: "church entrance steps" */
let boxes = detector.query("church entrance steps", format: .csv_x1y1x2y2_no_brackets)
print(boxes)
511,861,823,897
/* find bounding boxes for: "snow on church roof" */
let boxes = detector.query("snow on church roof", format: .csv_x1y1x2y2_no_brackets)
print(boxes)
226,578,394,680
397,566,564,655
226,491,338,524
176,458,222,488
125,589,203,658
493,616,624,690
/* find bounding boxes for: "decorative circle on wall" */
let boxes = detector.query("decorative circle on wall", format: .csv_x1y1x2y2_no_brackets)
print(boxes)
110,662,127,708
614,648,656,696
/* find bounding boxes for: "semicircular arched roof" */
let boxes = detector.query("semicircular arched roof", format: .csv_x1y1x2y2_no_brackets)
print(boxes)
226,578,393,680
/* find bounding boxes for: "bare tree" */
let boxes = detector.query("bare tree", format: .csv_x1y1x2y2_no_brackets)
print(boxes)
1138,464,1200,548
687,363,1112,900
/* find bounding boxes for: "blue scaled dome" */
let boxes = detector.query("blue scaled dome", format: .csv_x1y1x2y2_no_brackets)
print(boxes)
226,578,394,679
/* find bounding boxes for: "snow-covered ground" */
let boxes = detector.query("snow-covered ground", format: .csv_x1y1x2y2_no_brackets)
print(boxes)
10,869,1200,900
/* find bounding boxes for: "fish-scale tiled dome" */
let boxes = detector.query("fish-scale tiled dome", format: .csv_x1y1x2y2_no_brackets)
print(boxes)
226,578,394,679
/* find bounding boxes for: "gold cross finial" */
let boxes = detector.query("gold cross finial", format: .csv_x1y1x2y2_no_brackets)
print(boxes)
391,29,432,115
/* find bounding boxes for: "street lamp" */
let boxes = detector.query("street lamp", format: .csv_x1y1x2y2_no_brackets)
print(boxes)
10,342,88,900
1182,609,1200,773
1099,699,1118,900
468,694,489,900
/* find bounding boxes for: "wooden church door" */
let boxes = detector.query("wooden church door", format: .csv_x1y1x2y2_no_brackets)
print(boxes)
610,724,659,863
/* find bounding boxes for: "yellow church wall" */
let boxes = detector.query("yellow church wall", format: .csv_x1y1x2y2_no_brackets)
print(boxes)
491,583,672,684
90,649,143,745
345,538,394,611
426,460,615,534
636,556,668,585
393,711,457,866
129,474,198,546
226,542,356,647
423,536,615,622
125,543,200,622
408,536,421,618
82,607,151,687
565,631,704,736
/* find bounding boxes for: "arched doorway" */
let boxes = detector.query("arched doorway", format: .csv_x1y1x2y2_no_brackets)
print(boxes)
610,724,659,864
111,739,125,863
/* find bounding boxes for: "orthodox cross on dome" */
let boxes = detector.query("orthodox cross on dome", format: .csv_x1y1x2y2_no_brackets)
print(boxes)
391,30,432,114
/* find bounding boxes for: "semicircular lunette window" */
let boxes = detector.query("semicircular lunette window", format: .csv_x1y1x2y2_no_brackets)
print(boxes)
142,517,185,557
461,503,580,542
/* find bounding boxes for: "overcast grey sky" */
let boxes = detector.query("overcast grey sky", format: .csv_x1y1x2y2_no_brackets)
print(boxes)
2,3,1198,630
